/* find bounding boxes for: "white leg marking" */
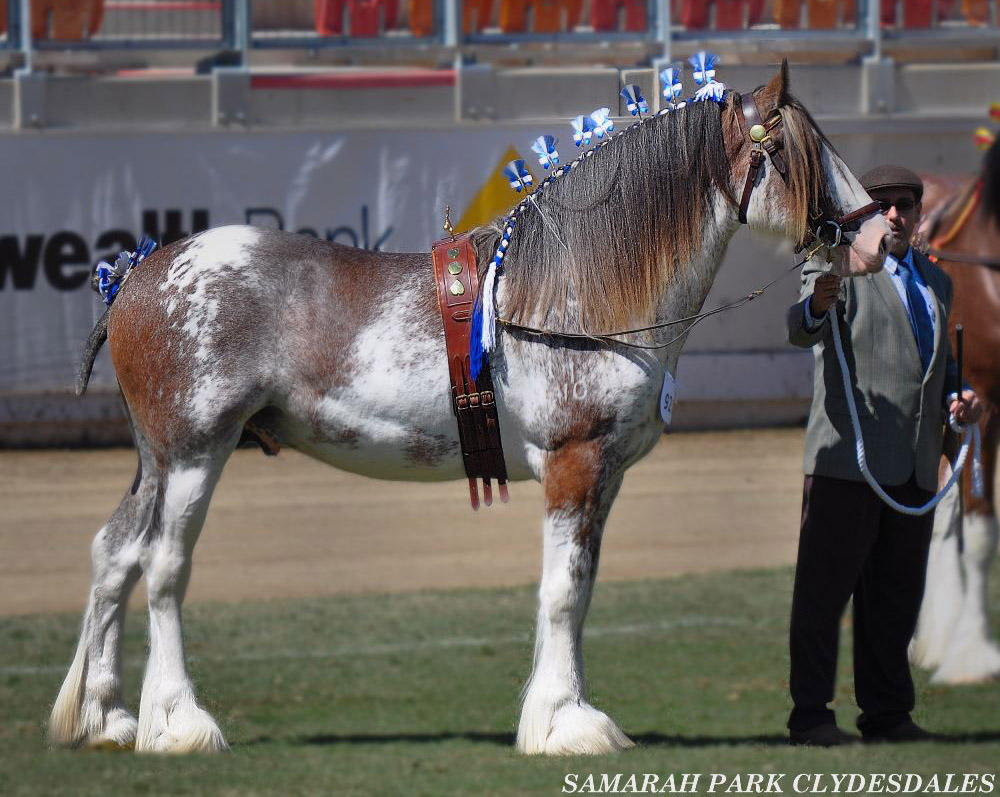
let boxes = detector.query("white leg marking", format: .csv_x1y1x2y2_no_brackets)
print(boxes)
517,509,633,756
911,484,963,671
49,523,141,750
136,465,228,753
932,514,1000,684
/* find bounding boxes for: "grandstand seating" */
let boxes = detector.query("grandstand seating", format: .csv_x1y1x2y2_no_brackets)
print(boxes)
315,0,399,36
0,0,994,47
497,0,582,33
679,0,765,30
772,0,854,28
3,0,106,40
591,0,646,32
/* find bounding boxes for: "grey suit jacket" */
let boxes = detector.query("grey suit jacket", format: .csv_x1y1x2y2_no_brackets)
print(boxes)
786,250,956,492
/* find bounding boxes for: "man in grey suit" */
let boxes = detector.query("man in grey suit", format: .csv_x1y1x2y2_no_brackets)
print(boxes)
785,165,982,746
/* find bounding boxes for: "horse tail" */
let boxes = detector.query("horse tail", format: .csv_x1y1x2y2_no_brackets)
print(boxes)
982,136,1000,230
76,309,109,397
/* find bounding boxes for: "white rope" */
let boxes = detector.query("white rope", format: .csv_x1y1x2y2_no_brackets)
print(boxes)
829,307,983,516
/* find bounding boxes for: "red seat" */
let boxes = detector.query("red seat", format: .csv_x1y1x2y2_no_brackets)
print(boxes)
498,0,529,32
901,0,932,27
776,0,856,29
714,0,765,29
591,0,647,32
16,0,105,40
679,0,763,29
413,0,491,35
961,0,990,25
315,0,398,36
533,0,582,32
679,0,708,27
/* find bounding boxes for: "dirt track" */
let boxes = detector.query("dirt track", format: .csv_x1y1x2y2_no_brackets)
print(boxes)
1,429,816,616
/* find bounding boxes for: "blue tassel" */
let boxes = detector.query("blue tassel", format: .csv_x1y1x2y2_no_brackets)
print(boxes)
659,66,683,103
503,159,534,192
690,51,719,87
531,134,560,169
620,84,648,116
572,114,597,147
590,108,614,139
94,235,157,306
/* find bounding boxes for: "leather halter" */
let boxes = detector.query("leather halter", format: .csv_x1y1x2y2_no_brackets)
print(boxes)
734,91,880,253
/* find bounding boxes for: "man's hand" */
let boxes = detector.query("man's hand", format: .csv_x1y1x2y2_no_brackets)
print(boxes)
809,273,843,316
949,389,983,425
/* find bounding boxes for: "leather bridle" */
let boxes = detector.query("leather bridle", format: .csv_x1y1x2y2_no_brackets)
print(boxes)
734,90,881,256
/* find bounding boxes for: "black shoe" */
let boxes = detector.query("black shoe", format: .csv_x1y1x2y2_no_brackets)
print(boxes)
789,724,859,747
862,720,938,743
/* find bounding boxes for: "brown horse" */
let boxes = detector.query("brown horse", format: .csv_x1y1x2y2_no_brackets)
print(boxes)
912,137,1000,683
49,66,891,754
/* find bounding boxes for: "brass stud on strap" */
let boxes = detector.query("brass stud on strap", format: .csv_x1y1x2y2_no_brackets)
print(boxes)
447,261,462,275
749,124,768,143
449,279,465,296
447,247,460,258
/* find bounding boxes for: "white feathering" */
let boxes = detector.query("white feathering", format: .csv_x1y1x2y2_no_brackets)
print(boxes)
481,262,498,354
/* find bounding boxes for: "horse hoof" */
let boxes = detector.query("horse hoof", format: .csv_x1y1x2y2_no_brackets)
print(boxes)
85,737,135,752
932,642,1000,685
137,695,229,754
518,702,634,756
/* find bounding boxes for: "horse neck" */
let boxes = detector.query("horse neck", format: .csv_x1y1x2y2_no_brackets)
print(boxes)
650,192,742,343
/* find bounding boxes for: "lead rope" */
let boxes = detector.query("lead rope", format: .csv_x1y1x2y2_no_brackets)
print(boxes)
829,307,984,515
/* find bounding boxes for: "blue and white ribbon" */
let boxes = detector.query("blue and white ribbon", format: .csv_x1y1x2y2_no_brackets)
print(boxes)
470,217,517,380
690,51,726,102
503,159,534,192
94,234,156,306
530,134,560,170
620,84,648,117
590,108,614,139
571,114,597,147
659,66,683,105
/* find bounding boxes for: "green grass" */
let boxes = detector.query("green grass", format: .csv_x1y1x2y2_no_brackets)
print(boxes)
1,568,998,796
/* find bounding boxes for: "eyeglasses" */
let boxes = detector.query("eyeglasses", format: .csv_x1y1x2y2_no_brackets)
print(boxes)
877,198,916,213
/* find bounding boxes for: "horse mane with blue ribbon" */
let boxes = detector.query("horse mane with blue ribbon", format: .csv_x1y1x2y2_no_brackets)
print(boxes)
469,52,728,380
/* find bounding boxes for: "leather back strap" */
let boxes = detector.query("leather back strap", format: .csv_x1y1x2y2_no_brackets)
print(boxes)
432,233,509,510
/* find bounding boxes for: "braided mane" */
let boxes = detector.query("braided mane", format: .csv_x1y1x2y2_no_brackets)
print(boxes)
472,89,831,334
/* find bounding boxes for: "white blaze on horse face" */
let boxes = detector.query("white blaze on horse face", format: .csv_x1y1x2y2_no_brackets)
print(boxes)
821,146,891,277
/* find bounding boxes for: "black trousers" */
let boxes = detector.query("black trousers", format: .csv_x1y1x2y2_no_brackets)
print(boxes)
787,473,934,734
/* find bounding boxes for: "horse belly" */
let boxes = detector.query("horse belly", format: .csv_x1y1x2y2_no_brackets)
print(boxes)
289,392,467,481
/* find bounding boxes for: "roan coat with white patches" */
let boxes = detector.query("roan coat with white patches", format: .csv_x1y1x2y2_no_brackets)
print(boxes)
52,66,890,755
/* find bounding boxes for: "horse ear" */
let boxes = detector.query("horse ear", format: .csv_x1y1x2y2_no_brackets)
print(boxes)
759,60,792,114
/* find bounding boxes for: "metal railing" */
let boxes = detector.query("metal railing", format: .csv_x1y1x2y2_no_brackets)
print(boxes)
4,0,997,66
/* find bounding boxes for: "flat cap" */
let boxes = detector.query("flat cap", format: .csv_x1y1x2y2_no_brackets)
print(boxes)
860,165,923,201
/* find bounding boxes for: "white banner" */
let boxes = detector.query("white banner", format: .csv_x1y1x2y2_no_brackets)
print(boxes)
0,127,535,391
0,127,810,430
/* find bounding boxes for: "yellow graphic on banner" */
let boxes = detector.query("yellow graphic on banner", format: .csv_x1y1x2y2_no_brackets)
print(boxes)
457,145,525,233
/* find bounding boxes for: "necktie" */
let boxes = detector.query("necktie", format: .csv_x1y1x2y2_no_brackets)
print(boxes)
896,258,934,373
